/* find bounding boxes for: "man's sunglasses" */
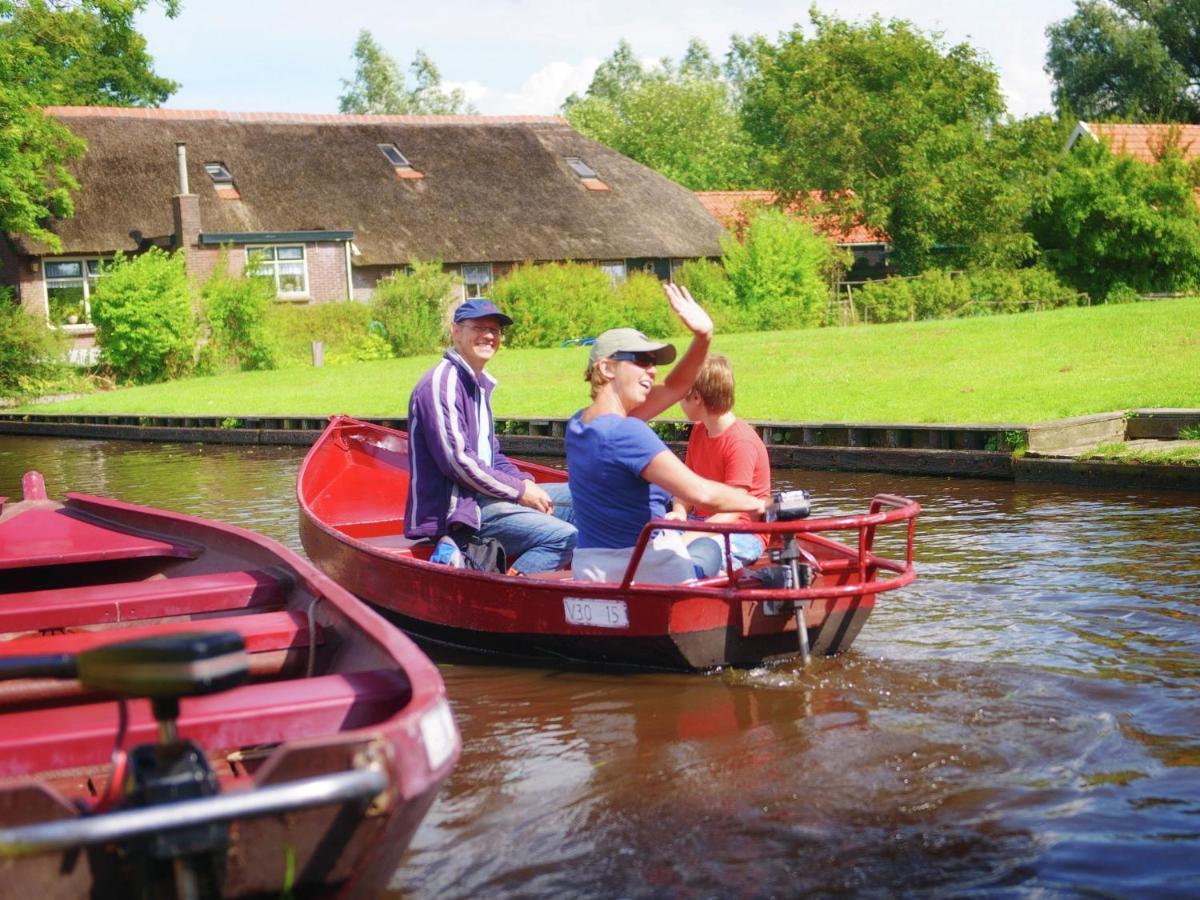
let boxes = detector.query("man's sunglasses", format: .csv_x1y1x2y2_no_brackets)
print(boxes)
608,350,658,368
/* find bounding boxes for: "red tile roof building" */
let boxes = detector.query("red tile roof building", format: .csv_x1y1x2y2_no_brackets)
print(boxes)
1067,121,1200,163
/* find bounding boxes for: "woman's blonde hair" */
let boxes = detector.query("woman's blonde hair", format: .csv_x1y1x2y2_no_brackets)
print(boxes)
584,360,613,399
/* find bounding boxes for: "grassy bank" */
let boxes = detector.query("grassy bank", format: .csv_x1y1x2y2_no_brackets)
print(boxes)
17,298,1200,424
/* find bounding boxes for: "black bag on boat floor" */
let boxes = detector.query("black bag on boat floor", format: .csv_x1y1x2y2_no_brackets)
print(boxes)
461,536,507,573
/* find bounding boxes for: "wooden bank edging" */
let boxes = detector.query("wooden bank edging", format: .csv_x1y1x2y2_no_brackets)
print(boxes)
0,411,1197,491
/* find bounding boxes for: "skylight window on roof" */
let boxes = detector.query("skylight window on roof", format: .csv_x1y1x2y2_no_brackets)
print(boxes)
205,163,234,184
565,157,599,179
379,144,411,167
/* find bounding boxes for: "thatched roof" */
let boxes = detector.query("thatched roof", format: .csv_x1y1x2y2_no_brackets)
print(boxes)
17,108,725,264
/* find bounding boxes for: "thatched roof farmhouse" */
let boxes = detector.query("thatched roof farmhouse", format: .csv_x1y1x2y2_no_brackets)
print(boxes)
1,107,725,331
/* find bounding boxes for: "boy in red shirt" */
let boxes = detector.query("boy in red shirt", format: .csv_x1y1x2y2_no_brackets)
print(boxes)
668,354,772,571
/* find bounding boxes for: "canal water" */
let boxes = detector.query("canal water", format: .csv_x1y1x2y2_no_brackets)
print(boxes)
1,436,1197,897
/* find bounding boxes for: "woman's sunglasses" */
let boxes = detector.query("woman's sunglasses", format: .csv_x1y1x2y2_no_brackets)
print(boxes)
608,350,658,368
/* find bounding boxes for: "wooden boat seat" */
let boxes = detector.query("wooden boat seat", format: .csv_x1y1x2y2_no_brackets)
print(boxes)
0,568,291,634
0,669,409,779
0,610,320,658
0,507,198,571
354,533,435,561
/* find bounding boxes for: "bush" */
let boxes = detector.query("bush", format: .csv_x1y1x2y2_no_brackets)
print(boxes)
720,209,842,330
200,251,278,371
966,267,1078,314
1032,136,1200,298
855,276,917,323
266,300,374,365
675,258,745,331
491,262,611,348
371,260,457,357
611,271,682,337
0,290,68,397
89,248,196,384
1104,282,1142,305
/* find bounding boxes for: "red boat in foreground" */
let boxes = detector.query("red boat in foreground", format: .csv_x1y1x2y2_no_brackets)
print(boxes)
298,416,920,672
0,470,459,898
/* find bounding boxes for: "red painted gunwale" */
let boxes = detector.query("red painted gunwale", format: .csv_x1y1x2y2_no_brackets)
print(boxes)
297,416,920,671
0,470,460,898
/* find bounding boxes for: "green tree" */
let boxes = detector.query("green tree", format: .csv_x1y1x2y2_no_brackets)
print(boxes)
1031,134,1200,298
338,30,473,115
720,208,844,330
90,247,196,383
0,0,179,249
1046,0,1200,122
563,38,756,190
740,10,1052,273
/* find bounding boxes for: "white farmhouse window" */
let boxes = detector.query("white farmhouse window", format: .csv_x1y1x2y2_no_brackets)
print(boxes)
246,244,308,297
599,260,626,286
462,264,493,299
43,258,109,325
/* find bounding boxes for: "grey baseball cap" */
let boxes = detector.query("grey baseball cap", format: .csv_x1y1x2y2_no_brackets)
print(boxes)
587,328,677,371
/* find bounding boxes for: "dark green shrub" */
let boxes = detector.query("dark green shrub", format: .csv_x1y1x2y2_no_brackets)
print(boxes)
89,248,196,384
721,209,842,330
371,260,457,357
675,259,745,331
491,262,610,348
910,270,971,319
611,271,681,337
266,299,374,365
0,290,68,397
1104,282,1142,304
966,267,1077,314
855,276,916,323
1032,137,1200,297
200,251,278,371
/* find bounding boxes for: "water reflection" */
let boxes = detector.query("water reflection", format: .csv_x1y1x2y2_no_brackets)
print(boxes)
1,436,1197,897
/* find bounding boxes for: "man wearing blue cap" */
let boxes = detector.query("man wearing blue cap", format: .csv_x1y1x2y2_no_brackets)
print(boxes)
404,297,576,573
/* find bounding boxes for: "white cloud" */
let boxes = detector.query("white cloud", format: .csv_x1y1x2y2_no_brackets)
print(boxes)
449,59,601,116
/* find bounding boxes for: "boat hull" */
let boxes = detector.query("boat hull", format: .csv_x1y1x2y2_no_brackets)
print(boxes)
297,417,917,673
0,471,460,898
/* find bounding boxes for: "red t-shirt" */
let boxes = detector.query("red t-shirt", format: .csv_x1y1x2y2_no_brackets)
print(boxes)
684,418,771,522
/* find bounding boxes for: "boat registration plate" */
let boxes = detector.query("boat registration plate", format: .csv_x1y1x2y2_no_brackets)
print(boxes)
563,597,629,629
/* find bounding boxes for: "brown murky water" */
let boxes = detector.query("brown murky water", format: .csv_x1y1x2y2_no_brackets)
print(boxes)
1,437,1197,897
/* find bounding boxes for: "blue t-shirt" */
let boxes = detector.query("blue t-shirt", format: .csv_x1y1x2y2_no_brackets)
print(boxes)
566,411,672,549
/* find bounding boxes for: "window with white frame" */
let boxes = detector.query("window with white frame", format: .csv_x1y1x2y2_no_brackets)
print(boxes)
246,244,308,297
44,258,109,325
462,263,493,299
598,260,626,286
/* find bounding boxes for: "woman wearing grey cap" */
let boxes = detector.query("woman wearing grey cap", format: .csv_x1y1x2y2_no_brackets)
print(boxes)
566,285,766,584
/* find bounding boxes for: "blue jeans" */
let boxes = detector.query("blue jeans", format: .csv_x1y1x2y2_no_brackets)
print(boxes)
686,525,765,578
478,482,576,574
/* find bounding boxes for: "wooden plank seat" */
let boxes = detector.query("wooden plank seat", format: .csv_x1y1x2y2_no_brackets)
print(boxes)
358,534,431,559
0,507,198,571
0,611,324,706
0,610,320,658
0,569,291,635
0,669,409,779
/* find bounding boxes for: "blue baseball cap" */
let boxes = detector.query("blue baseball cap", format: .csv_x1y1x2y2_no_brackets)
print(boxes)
453,297,513,326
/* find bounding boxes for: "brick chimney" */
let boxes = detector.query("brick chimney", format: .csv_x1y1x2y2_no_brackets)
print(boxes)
171,142,201,269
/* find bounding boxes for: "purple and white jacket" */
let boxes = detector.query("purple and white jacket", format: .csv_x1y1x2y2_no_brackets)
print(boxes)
404,349,529,539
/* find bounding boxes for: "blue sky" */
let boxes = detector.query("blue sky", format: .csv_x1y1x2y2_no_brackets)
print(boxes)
137,0,1078,119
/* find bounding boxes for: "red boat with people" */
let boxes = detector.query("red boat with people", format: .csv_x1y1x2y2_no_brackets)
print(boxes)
297,416,920,672
0,470,459,898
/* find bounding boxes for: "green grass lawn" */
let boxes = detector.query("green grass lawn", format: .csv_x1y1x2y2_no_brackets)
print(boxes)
17,298,1200,424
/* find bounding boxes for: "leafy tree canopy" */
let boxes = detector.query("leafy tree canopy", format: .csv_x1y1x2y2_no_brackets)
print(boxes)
563,38,757,190
338,30,474,115
1031,133,1200,298
0,1,179,250
739,9,1057,272
1046,0,1200,122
